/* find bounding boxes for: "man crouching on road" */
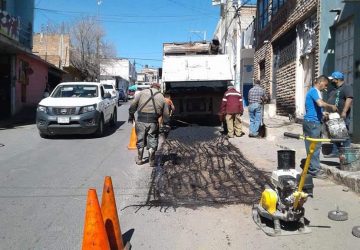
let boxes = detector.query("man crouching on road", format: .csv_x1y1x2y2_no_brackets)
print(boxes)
128,83,169,167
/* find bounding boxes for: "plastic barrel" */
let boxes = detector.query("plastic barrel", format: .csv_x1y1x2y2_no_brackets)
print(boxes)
339,147,360,171
277,150,296,170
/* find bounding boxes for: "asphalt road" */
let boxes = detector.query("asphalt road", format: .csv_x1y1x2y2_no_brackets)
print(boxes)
0,103,359,249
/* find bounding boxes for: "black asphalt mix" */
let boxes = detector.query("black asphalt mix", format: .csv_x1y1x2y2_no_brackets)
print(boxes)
147,126,272,207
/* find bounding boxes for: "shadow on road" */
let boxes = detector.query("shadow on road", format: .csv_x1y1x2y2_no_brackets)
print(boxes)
40,121,126,140
0,105,36,130
125,126,272,211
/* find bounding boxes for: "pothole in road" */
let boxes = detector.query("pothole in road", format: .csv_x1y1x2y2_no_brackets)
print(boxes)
146,127,272,208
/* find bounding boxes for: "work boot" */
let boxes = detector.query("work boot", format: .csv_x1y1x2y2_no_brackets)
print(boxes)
136,148,144,165
148,148,155,167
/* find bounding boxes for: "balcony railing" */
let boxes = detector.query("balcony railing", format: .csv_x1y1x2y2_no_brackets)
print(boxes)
255,0,297,48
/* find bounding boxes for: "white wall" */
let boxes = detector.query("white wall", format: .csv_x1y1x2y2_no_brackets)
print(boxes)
100,59,135,83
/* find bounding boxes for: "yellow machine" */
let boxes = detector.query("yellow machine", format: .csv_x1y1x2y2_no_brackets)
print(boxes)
253,132,346,236
260,188,277,214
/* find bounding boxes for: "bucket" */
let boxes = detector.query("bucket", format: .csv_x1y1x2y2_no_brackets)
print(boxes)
326,118,348,139
277,150,295,170
339,147,360,172
322,143,334,156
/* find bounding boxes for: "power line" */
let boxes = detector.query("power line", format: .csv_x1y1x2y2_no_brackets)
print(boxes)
164,0,214,16
115,57,162,62
220,0,254,47
35,7,216,18
35,7,217,24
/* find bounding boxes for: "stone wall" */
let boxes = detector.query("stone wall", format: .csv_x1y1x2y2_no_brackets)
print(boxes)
32,34,70,68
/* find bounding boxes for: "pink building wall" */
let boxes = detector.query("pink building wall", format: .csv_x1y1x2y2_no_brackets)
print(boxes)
16,54,48,112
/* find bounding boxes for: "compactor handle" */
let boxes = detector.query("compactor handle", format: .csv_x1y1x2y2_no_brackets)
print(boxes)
330,138,348,143
284,132,301,139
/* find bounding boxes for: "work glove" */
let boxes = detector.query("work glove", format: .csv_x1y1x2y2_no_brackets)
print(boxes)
159,123,171,134
163,124,171,133
128,114,135,123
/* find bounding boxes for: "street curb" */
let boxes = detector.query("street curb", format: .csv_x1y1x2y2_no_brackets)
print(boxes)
323,166,360,193
238,110,360,195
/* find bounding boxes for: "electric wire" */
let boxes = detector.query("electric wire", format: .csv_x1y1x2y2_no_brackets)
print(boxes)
219,0,255,49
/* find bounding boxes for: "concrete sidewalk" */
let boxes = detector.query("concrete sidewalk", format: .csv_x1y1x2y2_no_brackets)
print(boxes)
228,107,360,194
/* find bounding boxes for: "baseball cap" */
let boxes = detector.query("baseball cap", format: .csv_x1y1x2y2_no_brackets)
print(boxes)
227,82,235,88
328,71,344,80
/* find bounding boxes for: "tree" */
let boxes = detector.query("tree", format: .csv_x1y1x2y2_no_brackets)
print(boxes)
69,16,116,81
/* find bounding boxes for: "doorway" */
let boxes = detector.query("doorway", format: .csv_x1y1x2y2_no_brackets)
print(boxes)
0,56,11,118
335,20,354,133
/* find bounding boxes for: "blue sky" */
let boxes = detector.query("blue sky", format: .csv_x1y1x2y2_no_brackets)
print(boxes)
34,0,225,70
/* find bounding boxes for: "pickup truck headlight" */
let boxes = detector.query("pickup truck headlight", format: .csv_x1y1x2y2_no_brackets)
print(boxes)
37,105,48,113
80,104,97,114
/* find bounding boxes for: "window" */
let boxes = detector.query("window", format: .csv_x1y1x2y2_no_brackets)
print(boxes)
0,0,6,11
272,0,287,15
258,0,271,30
259,60,266,80
52,85,98,98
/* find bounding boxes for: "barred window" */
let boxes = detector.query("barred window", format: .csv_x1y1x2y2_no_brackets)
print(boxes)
272,0,288,15
0,0,6,10
259,60,266,80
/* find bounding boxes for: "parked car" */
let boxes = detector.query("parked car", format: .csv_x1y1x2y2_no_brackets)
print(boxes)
117,89,128,104
128,89,135,99
36,82,117,138
103,84,118,100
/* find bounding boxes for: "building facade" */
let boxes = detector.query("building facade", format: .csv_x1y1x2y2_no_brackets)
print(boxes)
32,33,70,69
137,66,160,84
100,58,136,90
0,0,64,118
318,0,360,141
254,0,360,141
212,0,256,104
254,0,318,119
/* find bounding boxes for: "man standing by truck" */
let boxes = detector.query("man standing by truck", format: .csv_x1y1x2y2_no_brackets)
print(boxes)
128,83,169,167
220,83,244,138
248,80,267,138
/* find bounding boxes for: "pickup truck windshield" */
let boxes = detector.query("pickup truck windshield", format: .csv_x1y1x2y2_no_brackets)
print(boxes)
52,85,98,98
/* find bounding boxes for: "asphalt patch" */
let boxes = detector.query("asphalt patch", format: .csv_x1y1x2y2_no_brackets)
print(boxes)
146,127,272,208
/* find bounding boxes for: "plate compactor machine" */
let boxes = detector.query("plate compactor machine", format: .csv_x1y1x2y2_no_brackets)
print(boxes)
252,132,346,236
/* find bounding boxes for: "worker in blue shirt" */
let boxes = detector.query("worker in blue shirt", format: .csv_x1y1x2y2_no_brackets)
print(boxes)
303,75,337,179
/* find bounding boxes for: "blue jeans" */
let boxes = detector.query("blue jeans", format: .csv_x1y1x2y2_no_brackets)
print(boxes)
330,116,352,155
303,120,322,175
249,103,262,136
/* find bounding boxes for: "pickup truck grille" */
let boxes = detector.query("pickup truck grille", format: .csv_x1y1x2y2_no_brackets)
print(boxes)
52,107,76,115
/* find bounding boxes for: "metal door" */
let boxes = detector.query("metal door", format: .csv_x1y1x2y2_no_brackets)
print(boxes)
335,20,354,133
335,20,354,85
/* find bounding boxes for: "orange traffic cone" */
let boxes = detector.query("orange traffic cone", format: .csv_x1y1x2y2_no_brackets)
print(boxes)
127,123,137,150
82,189,110,250
101,176,125,250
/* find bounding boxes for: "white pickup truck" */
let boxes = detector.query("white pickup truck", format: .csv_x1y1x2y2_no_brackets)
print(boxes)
36,82,117,138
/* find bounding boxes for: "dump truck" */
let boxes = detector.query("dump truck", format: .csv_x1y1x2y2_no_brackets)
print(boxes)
162,42,233,124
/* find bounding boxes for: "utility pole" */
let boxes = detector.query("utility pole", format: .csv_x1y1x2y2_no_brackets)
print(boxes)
96,0,102,82
234,1,242,92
